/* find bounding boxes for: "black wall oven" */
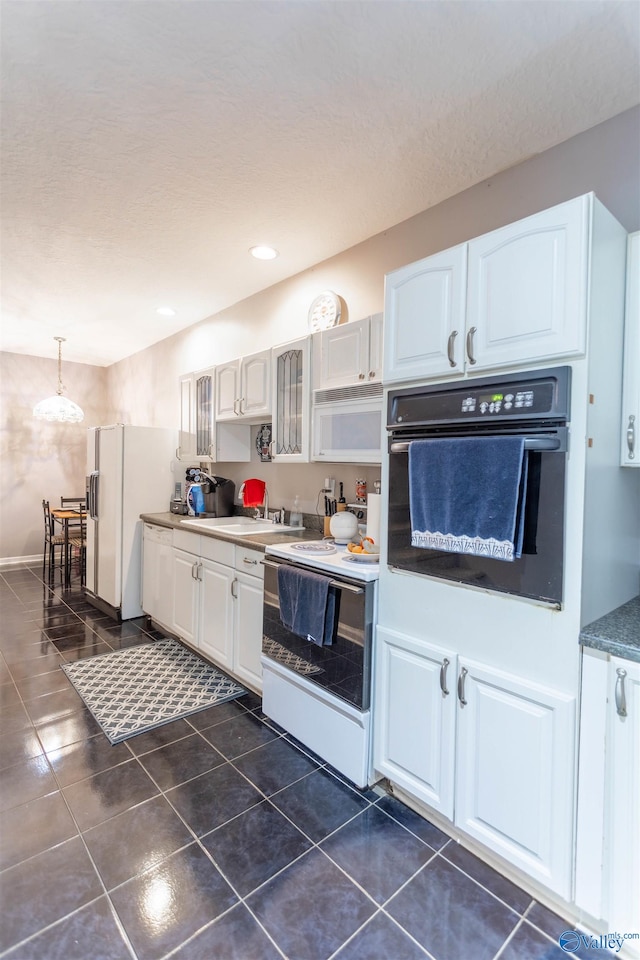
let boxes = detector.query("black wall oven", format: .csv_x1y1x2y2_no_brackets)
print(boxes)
387,367,571,607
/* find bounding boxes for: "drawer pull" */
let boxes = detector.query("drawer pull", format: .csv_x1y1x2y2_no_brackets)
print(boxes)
627,414,636,459
440,657,450,696
447,331,458,367
615,667,628,718
466,327,477,365
457,666,468,706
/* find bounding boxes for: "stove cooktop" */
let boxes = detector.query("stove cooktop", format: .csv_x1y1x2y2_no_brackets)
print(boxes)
265,540,380,582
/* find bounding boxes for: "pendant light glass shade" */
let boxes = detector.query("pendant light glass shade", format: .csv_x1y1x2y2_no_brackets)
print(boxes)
33,337,84,423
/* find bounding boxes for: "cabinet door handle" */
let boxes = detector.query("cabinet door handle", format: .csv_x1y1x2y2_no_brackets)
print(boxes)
191,561,199,580
242,556,258,566
627,414,636,459
615,667,628,717
369,370,376,379
466,327,477,365
457,666,468,706
231,577,238,599
440,657,450,696
358,372,365,380
447,330,458,368
176,446,181,459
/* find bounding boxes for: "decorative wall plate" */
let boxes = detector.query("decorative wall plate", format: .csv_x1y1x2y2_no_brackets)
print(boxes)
256,423,272,461
308,291,342,332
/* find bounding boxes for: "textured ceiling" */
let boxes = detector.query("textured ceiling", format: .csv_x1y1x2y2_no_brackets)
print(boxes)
1,1,639,366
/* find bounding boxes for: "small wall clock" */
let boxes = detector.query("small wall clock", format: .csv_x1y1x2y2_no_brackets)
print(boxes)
308,291,342,332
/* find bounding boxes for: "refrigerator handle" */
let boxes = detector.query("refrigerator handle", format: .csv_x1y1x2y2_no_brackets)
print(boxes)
89,471,99,519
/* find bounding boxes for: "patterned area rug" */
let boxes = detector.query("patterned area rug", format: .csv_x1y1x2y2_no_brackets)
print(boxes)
61,638,246,744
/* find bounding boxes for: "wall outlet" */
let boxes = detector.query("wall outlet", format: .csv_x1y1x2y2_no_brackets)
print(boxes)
324,477,336,498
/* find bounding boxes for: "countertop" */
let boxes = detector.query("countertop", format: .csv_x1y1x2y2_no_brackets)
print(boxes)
579,595,640,664
140,512,324,552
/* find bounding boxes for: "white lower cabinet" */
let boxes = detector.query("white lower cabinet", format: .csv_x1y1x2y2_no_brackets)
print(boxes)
199,556,234,671
169,530,264,693
374,627,576,898
171,533,201,648
606,656,640,954
375,630,456,815
233,566,265,690
575,649,640,956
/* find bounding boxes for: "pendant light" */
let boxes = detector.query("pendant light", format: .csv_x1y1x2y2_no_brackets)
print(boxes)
33,337,84,423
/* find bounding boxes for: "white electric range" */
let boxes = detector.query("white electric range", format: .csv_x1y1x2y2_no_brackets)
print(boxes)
261,539,379,787
264,539,380,581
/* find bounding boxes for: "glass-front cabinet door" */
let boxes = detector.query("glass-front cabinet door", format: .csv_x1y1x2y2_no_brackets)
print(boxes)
195,371,214,460
271,336,311,462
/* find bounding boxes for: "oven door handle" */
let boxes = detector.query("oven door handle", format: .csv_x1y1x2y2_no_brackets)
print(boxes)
261,558,364,594
390,435,564,454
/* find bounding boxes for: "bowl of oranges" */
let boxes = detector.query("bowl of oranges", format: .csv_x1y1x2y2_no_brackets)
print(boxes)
344,537,380,562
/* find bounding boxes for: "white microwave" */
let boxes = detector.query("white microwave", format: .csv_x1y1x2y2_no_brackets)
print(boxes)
312,383,383,463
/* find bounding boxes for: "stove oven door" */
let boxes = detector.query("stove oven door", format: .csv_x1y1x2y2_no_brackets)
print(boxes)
261,557,373,710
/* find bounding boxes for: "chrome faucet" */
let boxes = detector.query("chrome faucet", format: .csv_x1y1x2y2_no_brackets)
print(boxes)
253,486,268,520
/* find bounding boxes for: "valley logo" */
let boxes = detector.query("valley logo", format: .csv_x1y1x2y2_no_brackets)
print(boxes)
559,929,639,953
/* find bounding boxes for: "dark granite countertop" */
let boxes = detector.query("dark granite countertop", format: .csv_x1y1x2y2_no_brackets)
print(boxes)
140,512,324,551
580,595,640,664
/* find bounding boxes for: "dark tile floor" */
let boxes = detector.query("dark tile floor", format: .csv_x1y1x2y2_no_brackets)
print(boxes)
0,564,611,960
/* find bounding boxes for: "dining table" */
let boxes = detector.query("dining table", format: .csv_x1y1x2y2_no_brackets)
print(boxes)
50,508,83,587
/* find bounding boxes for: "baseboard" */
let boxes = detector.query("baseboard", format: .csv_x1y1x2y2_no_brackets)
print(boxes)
0,554,41,569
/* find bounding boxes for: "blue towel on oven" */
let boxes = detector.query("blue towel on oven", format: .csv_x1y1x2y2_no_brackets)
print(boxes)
409,436,528,562
277,565,336,646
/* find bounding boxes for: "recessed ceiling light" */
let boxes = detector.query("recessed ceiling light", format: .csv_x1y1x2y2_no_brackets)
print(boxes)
156,306,176,317
250,245,279,260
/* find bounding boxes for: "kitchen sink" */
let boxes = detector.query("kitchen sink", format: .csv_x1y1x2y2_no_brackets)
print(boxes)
180,516,304,536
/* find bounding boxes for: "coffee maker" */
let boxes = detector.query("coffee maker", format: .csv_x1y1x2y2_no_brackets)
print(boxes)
202,475,235,517
179,469,235,518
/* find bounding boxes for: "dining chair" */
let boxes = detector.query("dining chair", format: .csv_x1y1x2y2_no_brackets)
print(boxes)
68,508,87,585
60,496,86,534
42,499,66,574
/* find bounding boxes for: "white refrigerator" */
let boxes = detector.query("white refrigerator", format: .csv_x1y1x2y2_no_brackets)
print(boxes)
86,424,176,620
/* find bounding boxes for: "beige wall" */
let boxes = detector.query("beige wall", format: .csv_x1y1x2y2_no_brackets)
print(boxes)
2,106,639,561
0,353,109,560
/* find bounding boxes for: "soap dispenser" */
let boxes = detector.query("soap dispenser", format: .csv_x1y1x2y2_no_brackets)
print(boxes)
290,496,302,527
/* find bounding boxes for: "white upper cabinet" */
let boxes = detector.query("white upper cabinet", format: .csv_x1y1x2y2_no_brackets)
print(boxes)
242,351,271,418
215,361,240,420
384,194,591,384
194,370,215,460
271,336,312,463
621,232,639,466
216,349,271,422
384,245,468,382
467,196,588,370
313,315,383,391
177,373,197,462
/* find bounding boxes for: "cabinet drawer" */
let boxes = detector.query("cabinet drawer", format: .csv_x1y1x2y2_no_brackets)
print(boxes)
173,529,201,555
200,535,235,566
236,546,264,579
